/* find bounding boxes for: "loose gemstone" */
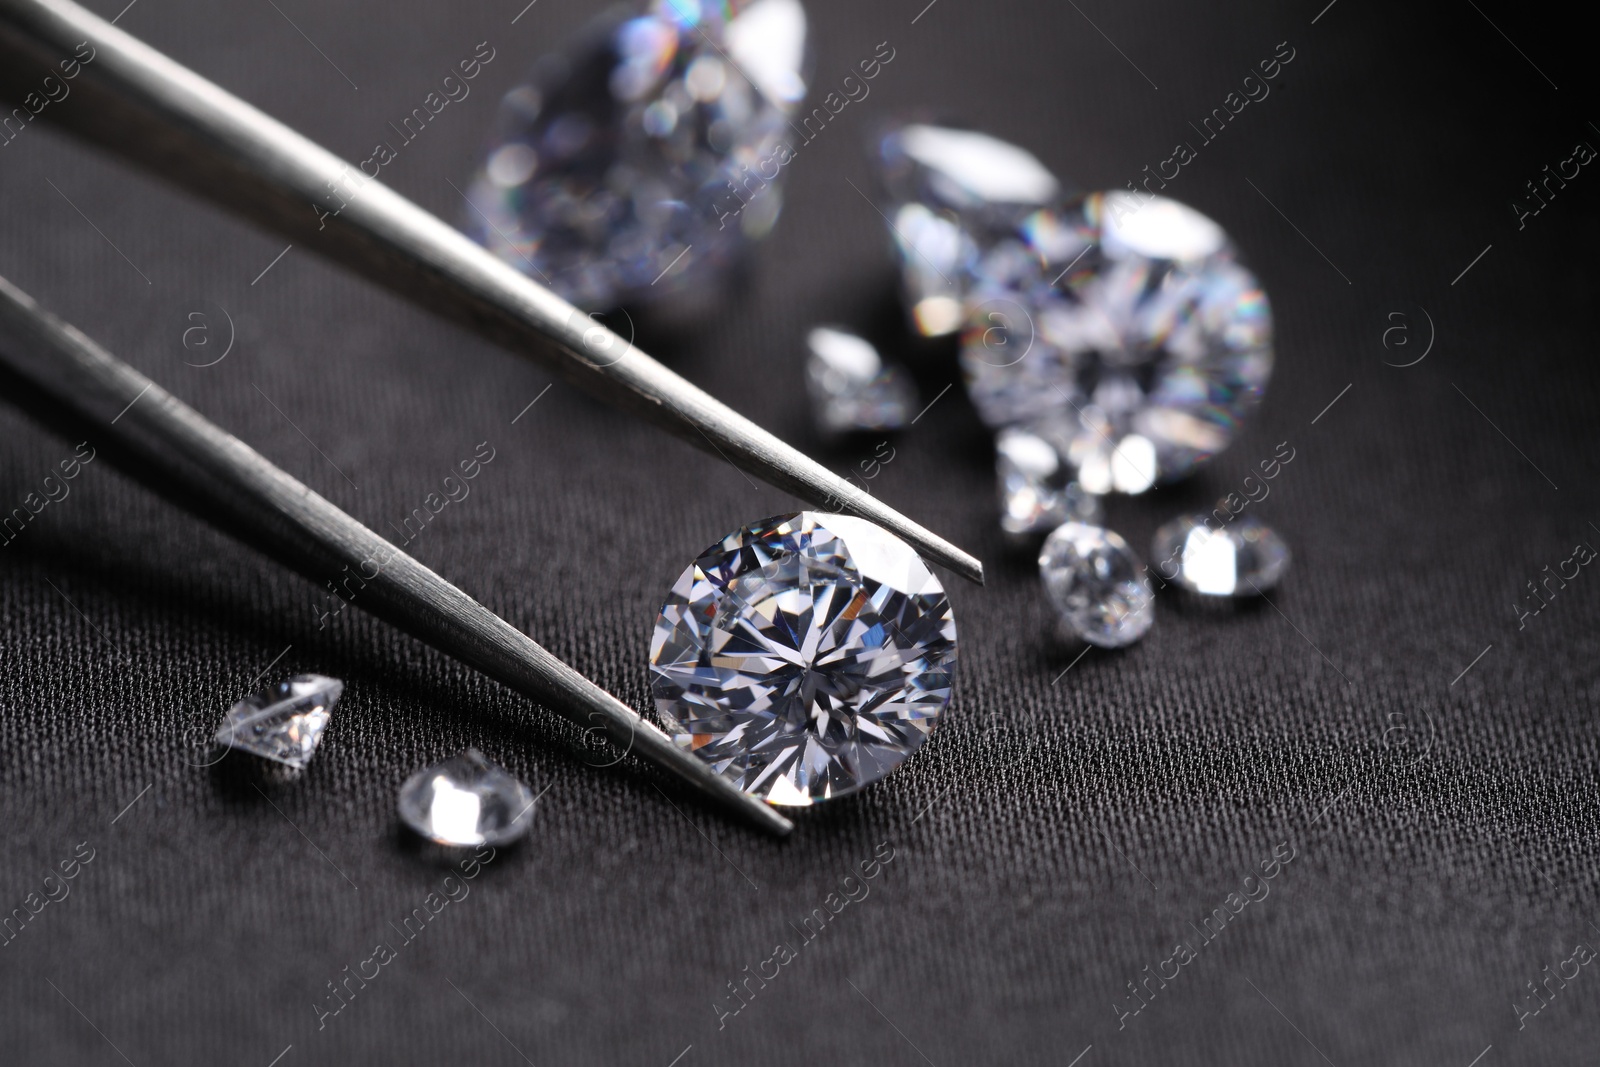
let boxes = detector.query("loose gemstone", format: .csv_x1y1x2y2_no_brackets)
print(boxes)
996,425,1103,537
805,326,918,437
214,674,343,769
1039,523,1154,648
961,191,1273,490
649,512,957,806
398,748,538,847
1150,513,1290,596
876,121,1064,336
465,0,809,310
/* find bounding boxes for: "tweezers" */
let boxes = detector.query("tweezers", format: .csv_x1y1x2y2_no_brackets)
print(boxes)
0,0,982,835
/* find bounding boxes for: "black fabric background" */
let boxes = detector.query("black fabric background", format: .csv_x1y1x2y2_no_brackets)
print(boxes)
3,1,1598,1063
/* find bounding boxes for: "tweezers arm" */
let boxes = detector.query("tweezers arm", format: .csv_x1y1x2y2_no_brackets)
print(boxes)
0,274,794,836
0,0,983,585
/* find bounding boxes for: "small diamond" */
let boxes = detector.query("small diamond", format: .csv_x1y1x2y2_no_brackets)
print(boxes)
214,674,343,769
398,749,538,847
1151,514,1290,596
805,326,918,437
876,121,1064,336
650,512,957,806
465,0,809,310
1039,523,1154,648
996,425,1103,537
961,191,1273,490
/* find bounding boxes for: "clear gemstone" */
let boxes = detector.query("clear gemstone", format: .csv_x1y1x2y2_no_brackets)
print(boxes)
1039,523,1154,648
398,748,537,847
465,0,809,310
961,191,1273,490
996,425,1103,537
805,326,917,437
649,512,957,805
214,674,343,769
876,121,1064,336
1150,513,1290,596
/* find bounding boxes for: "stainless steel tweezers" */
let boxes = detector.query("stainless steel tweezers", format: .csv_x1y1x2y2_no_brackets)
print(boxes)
0,0,982,834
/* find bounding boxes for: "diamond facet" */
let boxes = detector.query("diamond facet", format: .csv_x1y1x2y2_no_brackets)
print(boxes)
1039,523,1154,648
961,191,1273,490
649,512,957,806
214,674,343,769
398,748,538,847
805,326,917,437
1151,513,1290,596
876,121,1064,336
996,425,1104,537
465,0,809,310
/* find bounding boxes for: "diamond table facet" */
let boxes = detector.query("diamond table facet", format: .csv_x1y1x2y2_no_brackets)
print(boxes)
1151,513,1290,596
398,748,538,847
650,512,958,806
213,674,343,769
465,0,809,310
1039,523,1154,648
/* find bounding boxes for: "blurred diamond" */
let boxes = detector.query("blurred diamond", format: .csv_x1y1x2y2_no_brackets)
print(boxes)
996,425,1103,537
398,748,538,847
214,674,342,769
876,121,1064,336
466,0,809,309
1039,523,1154,648
650,512,957,805
805,326,917,437
1150,513,1290,596
962,192,1273,490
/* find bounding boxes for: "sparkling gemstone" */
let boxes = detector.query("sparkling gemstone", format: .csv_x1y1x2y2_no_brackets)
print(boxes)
1039,523,1154,648
214,674,343,769
1150,513,1290,596
398,748,538,847
649,512,957,805
996,425,1103,537
465,0,809,310
961,191,1273,491
876,121,1064,336
805,326,918,437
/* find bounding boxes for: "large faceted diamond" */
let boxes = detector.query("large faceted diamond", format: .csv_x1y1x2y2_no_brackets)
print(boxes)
876,121,1064,336
961,192,1273,490
649,512,957,806
465,0,809,309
